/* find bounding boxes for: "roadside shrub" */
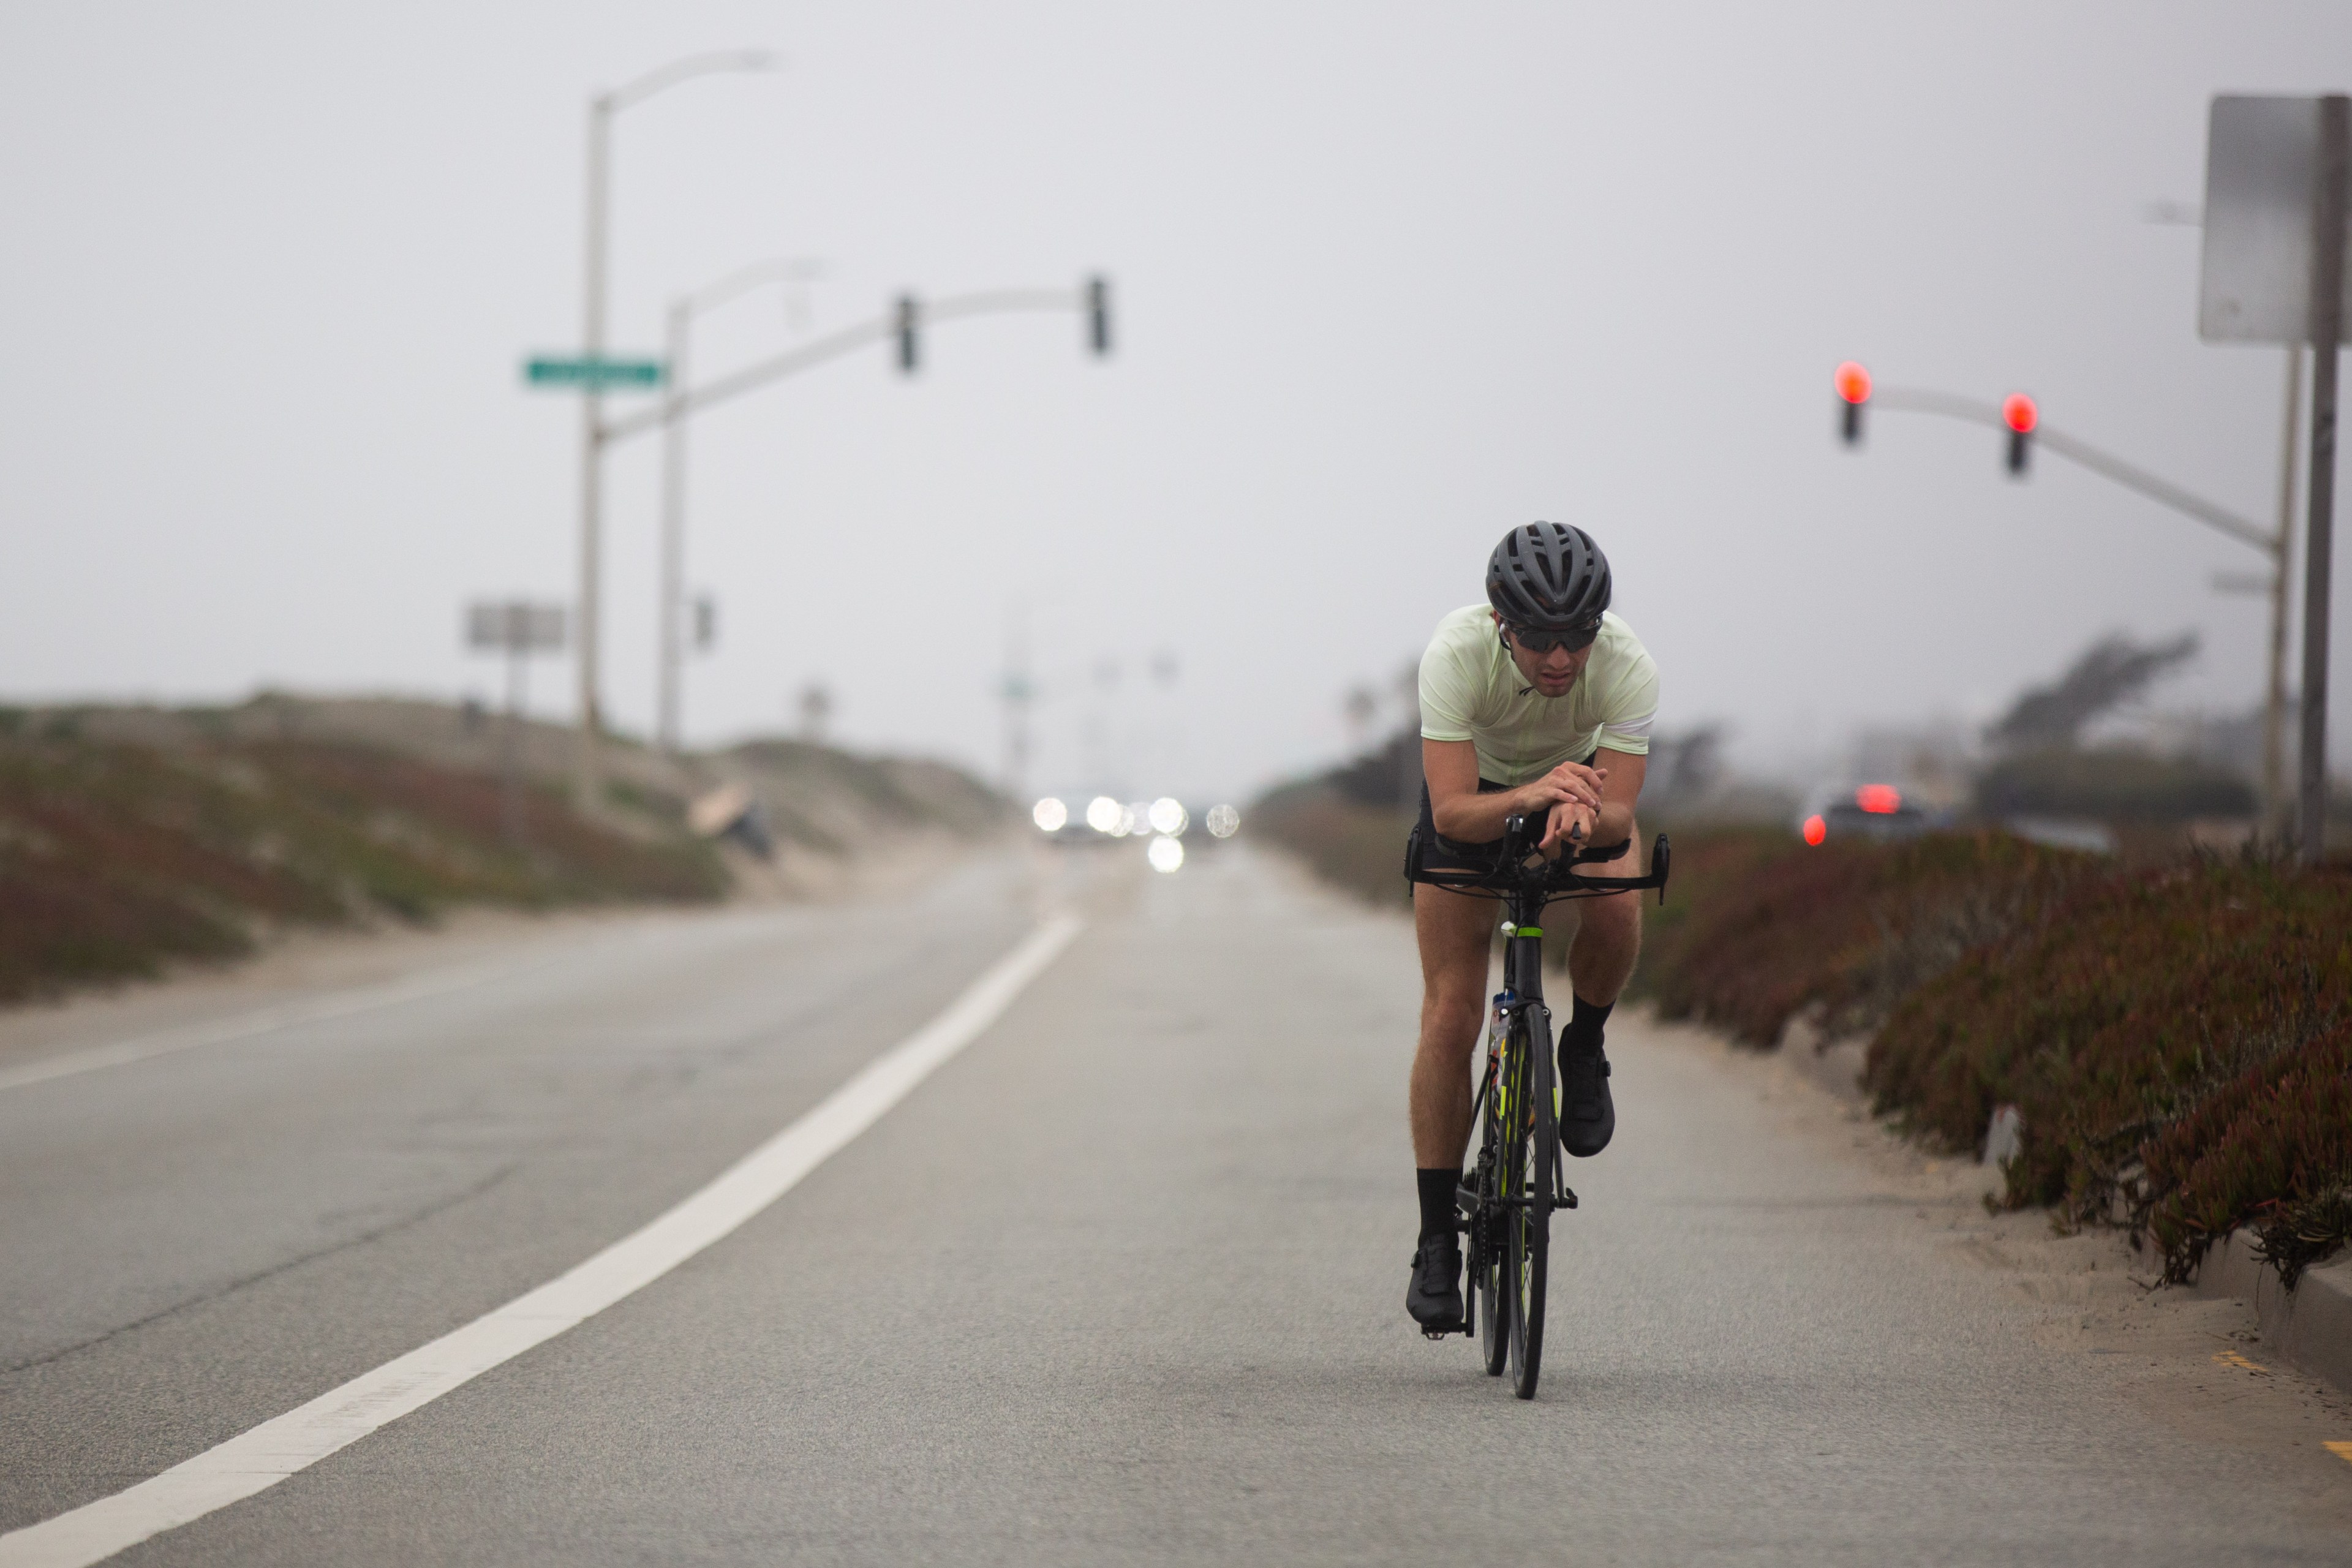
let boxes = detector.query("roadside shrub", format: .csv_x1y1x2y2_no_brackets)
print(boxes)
1638,829,2088,1046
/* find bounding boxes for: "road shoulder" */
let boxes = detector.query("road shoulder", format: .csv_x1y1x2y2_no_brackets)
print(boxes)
1634,1008,2352,1525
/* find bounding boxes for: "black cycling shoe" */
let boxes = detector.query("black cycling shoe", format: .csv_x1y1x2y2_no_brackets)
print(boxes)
1406,1230,1464,1331
1558,1035,1615,1158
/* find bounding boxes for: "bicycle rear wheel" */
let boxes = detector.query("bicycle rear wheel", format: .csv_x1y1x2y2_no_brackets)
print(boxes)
1507,1005,1554,1399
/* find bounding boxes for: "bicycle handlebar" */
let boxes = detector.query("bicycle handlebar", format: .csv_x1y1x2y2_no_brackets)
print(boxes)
1411,815,1673,907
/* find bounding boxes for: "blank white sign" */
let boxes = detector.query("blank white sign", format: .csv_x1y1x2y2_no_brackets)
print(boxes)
2199,94,2352,345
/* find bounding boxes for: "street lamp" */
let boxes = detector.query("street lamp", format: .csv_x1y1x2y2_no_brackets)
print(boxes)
657,257,821,755
575,50,774,809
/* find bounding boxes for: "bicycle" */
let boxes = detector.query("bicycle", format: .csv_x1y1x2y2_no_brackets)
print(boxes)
1406,815,1670,1399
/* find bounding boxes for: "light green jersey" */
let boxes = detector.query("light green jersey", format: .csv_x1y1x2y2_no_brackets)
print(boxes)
1417,605,1659,786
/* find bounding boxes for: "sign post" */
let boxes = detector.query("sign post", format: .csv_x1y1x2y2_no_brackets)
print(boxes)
466,601,568,843
2201,92,2351,864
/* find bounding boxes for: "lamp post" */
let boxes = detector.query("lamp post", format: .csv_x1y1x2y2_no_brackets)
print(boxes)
574,50,773,809
657,259,821,756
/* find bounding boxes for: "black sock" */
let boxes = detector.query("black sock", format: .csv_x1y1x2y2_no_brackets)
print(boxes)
1416,1167,1458,1240
1561,993,1614,1058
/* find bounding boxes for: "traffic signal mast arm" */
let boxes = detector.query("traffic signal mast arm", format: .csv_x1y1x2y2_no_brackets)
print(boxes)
1866,383,2276,559
602,281,1109,443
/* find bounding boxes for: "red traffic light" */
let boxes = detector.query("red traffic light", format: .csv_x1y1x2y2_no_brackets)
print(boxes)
1802,813,1827,846
2002,393,2037,433
1834,361,1872,404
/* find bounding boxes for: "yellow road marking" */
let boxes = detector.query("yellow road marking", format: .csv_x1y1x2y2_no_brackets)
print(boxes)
2326,1441,2352,1468
2212,1351,2269,1373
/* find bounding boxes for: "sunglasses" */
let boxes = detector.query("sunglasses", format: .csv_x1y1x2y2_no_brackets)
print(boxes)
1503,620,1600,654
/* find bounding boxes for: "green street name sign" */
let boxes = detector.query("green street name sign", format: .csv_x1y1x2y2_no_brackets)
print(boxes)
523,356,666,390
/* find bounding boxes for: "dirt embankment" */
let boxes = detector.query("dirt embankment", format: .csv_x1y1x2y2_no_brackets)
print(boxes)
0,695,1009,1004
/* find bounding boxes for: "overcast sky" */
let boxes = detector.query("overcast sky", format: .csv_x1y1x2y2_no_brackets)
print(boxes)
1,2,2346,801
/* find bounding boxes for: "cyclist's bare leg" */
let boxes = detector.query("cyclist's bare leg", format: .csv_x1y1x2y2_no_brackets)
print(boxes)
1410,881,1495,1168
1564,822,1643,1006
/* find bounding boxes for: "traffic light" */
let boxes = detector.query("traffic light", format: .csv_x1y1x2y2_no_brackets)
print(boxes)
895,294,920,375
2002,393,2037,475
1834,361,1871,444
1086,276,1112,357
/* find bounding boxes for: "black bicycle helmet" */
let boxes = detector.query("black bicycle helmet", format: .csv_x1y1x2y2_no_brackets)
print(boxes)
1485,522,1611,630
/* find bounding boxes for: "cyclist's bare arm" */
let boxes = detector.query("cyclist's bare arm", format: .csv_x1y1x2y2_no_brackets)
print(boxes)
1423,738,1604,844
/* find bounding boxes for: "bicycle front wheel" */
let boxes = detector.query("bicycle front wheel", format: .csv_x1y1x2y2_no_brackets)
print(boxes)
1507,1005,1554,1399
1476,1116,1507,1377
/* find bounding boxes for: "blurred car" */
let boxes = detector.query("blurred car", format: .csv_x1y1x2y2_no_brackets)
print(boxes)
1798,783,1932,845
1030,793,1117,846
1028,794,1241,850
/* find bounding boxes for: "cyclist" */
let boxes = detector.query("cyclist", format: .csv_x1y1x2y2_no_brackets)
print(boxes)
1404,522,1657,1331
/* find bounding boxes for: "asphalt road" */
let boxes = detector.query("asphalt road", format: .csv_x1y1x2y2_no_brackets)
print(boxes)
3,843,2348,1565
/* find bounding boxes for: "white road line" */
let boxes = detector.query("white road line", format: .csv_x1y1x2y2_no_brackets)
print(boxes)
0,914,1084,1568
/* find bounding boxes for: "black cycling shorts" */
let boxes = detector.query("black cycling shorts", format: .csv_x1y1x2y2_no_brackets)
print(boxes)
1404,755,1596,884
1408,777,1512,880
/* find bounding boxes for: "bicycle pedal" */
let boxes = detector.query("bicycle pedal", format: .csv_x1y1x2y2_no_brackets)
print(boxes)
1420,1322,1466,1341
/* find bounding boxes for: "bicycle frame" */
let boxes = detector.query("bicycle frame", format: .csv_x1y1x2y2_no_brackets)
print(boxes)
1417,818,1671,1362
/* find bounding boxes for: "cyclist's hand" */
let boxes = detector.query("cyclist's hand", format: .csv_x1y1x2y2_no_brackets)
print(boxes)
1536,759,1607,812
1539,798,1596,855
1520,761,1605,826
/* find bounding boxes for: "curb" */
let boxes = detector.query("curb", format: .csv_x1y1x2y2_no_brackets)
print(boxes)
2139,1230,2352,1398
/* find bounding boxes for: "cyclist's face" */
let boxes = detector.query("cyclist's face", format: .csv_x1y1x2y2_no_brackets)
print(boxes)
1496,614,1593,697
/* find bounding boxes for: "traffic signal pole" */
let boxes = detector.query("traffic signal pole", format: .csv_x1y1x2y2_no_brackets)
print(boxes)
611,279,1114,754
603,282,1109,442
1856,385,2276,551
2267,349,2302,836
1834,371,2294,831
654,258,821,756
2296,96,2346,866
